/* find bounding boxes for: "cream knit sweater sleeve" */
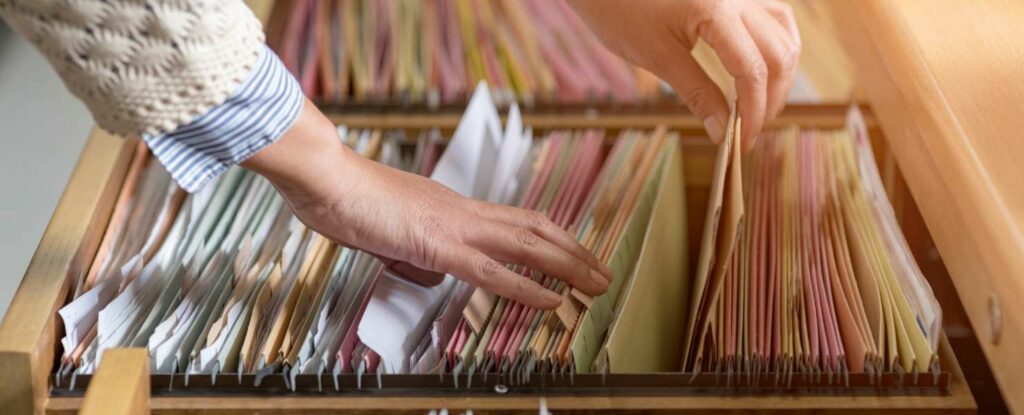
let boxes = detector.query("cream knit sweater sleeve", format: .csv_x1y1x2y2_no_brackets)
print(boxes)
0,0,265,138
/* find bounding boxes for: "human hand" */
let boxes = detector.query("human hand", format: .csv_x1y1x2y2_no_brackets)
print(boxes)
243,101,612,310
569,0,801,150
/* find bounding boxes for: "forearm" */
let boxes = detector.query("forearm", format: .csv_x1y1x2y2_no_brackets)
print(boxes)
141,44,305,192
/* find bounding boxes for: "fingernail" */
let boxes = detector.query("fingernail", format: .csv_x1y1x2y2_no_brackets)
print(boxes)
591,270,609,292
599,263,613,281
704,116,725,143
541,290,562,306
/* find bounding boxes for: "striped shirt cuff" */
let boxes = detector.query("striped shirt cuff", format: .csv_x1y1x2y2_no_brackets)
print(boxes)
143,44,305,193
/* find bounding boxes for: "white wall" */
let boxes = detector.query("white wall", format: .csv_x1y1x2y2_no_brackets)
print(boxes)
0,27,93,318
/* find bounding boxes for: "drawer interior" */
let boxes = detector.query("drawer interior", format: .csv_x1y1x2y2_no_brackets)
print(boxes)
21,105,978,413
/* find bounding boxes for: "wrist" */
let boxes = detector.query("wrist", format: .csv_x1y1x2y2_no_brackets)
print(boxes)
241,99,358,202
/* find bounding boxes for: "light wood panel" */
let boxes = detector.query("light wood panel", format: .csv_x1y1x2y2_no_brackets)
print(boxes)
787,0,858,102
79,348,149,415
328,104,875,132
822,1,1024,413
43,336,973,414
0,131,135,415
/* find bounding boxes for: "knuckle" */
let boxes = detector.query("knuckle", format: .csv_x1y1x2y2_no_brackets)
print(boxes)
475,257,504,280
778,3,796,21
769,2,800,38
689,0,732,40
513,227,541,250
419,237,447,271
781,43,800,72
765,48,790,74
522,210,550,232
411,212,450,270
746,57,769,84
680,85,718,115
514,277,536,298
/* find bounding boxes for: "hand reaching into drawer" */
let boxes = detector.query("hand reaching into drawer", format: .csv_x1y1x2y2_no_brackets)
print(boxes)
0,0,613,327
242,98,613,311
569,0,802,150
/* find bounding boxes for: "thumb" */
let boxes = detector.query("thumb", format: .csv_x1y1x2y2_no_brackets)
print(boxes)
658,53,730,143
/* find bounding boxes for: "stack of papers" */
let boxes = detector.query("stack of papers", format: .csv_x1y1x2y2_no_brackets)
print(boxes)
436,121,689,380
680,106,942,383
56,119,444,385
274,0,666,105
352,83,689,377
55,83,690,385
54,84,941,390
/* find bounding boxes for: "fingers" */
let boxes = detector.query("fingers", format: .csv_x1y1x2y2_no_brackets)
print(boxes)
442,245,562,310
760,0,802,122
761,0,801,44
468,223,609,296
698,13,768,150
659,52,731,143
742,5,800,128
476,204,612,281
453,202,612,306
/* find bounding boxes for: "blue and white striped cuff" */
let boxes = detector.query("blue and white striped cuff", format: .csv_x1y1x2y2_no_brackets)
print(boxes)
143,44,305,193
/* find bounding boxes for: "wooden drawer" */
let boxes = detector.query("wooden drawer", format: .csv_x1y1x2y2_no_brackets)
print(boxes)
816,1,1024,412
0,104,978,414
5,0,1020,412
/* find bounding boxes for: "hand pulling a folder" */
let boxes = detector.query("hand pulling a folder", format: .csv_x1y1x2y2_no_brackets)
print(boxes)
275,0,802,143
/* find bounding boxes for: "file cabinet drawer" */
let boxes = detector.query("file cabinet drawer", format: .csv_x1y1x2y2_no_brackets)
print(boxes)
0,105,977,414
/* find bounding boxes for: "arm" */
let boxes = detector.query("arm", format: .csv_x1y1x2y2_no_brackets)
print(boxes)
0,0,265,138
242,99,611,310
0,0,610,309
